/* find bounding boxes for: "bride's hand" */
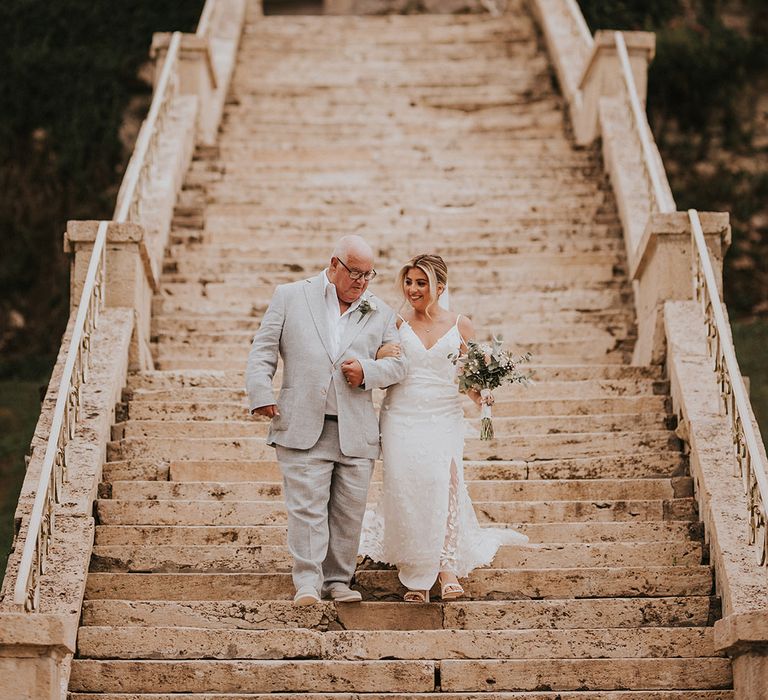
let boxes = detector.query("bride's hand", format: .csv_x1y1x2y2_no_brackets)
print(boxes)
376,343,401,359
467,388,494,407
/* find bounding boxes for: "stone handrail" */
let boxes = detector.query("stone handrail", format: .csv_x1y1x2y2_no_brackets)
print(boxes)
12,223,108,610
689,208,768,565
11,34,185,613
564,0,592,47
614,31,675,216
197,0,218,36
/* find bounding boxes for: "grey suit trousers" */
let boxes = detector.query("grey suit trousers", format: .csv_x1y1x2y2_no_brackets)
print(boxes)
276,418,373,594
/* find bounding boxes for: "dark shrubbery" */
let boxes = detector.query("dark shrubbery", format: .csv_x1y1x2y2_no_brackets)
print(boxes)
0,1,204,377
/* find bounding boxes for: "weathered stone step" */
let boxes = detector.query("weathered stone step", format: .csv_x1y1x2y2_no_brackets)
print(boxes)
124,364,662,389
197,179,601,205
94,520,703,547
67,692,736,700
218,113,564,137
154,349,631,371
158,452,686,484
76,626,718,660
166,240,626,263
151,322,632,347
84,566,713,602
89,540,701,573
235,38,541,62
96,497,696,527
126,397,667,421
113,413,671,440
80,596,719,631
160,254,622,281
126,378,667,405
94,520,703,549
68,659,434,693
68,657,731,693
107,430,681,462
109,477,691,503
438,658,732,692
154,285,631,316
202,202,611,225
240,13,534,38
180,217,619,239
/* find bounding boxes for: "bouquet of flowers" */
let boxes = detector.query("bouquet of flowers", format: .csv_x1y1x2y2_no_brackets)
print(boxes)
449,337,532,440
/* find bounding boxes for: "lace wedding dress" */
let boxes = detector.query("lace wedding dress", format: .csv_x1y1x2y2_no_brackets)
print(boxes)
360,316,528,590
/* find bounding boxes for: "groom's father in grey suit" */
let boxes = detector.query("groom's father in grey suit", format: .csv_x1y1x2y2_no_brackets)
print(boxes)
246,235,407,605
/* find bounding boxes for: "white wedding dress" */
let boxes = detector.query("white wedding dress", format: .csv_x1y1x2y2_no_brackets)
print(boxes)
360,315,528,590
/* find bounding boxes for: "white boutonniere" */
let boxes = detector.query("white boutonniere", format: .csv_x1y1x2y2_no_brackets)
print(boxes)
357,297,377,323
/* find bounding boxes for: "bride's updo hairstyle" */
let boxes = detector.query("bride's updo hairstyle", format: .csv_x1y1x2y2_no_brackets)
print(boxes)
397,254,448,318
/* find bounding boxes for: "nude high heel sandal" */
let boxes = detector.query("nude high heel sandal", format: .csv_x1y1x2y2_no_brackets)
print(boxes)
403,589,430,603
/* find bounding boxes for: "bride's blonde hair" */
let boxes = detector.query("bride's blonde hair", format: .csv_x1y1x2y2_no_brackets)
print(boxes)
397,254,448,318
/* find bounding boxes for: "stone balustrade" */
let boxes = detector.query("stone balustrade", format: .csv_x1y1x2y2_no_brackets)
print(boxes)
0,2,247,698
529,0,768,696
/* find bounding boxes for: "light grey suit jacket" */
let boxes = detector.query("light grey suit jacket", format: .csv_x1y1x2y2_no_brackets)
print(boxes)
246,272,407,460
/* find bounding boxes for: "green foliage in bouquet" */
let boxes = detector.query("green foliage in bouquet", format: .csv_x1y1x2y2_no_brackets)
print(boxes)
449,338,532,440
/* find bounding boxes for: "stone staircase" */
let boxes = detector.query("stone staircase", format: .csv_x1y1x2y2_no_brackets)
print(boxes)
68,6,733,698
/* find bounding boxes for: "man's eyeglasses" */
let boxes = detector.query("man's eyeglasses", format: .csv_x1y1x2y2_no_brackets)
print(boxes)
336,257,377,281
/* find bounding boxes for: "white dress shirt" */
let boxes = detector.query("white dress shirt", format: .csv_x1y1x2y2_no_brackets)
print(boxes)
322,269,363,415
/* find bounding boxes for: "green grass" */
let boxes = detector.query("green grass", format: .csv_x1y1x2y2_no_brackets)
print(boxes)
732,319,768,448
0,377,49,575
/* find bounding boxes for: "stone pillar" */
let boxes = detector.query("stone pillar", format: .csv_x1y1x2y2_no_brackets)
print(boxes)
0,614,77,700
715,611,768,700
573,30,656,145
64,220,156,371
151,33,218,146
631,212,730,365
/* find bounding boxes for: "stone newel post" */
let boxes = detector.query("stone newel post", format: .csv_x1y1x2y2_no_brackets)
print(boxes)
64,220,156,371
573,30,656,146
630,212,730,365
151,33,218,146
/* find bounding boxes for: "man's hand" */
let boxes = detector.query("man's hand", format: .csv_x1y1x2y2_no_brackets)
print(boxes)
341,359,364,388
252,404,279,418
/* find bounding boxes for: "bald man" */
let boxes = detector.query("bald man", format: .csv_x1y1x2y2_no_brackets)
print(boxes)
246,236,407,605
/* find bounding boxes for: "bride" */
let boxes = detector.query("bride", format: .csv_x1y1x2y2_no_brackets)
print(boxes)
360,254,528,602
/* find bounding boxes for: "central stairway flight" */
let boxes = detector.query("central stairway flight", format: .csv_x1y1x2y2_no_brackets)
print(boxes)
68,6,732,698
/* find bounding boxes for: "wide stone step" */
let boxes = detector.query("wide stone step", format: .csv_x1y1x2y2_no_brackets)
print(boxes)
153,319,633,343
89,540,701,573
67,692,736,700
101,450,687,484
151,325,631,348
80,596,719,631
108,477,692,503
126,396,669,421
154,350,632,371
124,365,663,388
95,496,697,526
112,413,672,440
107,430,681,462
154,286,631,315
93,519,703,549
76,626,718,660
68,659,434,693
160,255,623,281
68,657,731,693
165,239,626,263
94,520,703,547
199,181,599,206
84,566,713,601
160,452,687,483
